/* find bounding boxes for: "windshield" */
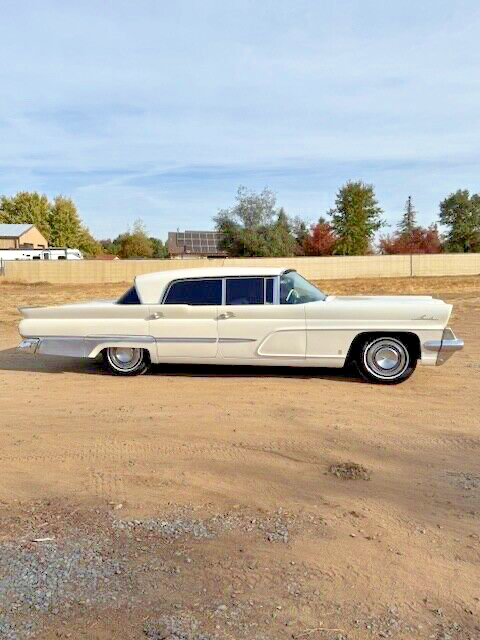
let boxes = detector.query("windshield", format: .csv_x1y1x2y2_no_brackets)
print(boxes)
280,271,326,304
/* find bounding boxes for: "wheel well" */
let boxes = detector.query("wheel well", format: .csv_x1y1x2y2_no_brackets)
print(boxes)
346,332,421,365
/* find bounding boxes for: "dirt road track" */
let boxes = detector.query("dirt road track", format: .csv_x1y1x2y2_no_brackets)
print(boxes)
0,276,479,639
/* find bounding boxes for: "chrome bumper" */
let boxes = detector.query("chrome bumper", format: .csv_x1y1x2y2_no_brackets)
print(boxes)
17,338,41,354
424,328,464,366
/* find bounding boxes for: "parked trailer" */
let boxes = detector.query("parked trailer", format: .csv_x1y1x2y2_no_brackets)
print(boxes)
0,248,83,261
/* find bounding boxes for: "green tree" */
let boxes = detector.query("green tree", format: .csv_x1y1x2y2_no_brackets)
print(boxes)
329,181,385,255
149,237,168,258
265,208,300,256
114,219,154,259
439,190,480,252
398,196,417,236
291,216,309,251
214,186,299,256
48,195,101,256
0,192,51,240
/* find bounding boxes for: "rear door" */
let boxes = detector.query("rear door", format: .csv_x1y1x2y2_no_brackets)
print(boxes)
217,277,306,360
148,278,221,358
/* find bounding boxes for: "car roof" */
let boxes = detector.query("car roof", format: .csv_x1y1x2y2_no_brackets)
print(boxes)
135,266,291,303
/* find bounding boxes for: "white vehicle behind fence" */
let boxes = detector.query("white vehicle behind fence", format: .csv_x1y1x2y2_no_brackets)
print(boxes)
0,247,83,261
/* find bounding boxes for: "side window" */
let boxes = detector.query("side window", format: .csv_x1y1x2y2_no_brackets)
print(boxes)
164,279,222,305
265,278,274,304
226,277,264,305
118,286,141,304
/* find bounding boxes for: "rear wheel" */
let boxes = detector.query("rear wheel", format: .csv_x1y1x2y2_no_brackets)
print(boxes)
103,347,150,376
356,336,416,384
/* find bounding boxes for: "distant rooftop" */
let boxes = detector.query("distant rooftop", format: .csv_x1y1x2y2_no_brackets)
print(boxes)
167,230,228,257
0,223,34,237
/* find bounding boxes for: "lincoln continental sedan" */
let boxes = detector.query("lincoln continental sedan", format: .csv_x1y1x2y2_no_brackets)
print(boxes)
17,267,463,383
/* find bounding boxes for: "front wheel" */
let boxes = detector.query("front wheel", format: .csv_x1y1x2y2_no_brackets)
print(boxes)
103,347,150,376
356,336,416,384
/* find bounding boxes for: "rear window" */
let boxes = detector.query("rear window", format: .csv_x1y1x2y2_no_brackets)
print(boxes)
117,286,141,304
164,279,222,305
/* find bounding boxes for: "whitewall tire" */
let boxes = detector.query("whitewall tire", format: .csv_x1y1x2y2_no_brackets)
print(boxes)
356,336,416,384
103,347,150,376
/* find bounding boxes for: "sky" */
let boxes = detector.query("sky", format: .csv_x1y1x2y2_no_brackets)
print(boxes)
1,0,479,240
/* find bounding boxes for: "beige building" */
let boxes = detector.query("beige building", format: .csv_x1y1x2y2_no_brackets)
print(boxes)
0,224,48,249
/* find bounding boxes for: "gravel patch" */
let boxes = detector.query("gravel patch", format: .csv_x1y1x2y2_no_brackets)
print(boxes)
113,517,215,540
144,614,212,640
328,462,371,481
446,471,480,491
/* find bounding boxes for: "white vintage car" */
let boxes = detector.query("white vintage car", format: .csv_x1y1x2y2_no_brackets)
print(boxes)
17,267,463,383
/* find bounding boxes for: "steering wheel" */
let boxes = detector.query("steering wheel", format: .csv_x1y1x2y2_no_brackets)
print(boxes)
286,288,300,303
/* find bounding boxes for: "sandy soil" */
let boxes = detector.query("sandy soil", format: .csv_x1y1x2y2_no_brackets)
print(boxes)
0,276,479,640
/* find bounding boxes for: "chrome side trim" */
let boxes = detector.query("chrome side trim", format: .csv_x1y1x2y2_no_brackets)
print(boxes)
155,337,217,344
424,328,464,366
86,335,155,343
219,337,256,343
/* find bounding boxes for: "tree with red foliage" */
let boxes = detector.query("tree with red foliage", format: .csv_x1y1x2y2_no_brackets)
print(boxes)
379,197,442,255
379,225,441,254
304,217,338,255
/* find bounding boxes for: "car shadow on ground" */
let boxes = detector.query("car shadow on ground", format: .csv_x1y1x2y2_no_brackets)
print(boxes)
0,346,366,383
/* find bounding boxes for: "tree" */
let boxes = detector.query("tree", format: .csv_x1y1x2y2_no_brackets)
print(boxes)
265,208,300,256
214,186,299,257
0,191,101,256
304,217,338,256
398,196,417,236
379,225,441,254
439,190,480,252
329,181,385,255
149,237,168,258
114,219,154,259
0,192,51,240
291,216,309,254
49,195,101,256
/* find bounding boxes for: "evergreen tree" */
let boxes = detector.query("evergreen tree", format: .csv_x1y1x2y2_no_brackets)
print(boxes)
398,196,417,236
329,181,385,255
439,190,480,252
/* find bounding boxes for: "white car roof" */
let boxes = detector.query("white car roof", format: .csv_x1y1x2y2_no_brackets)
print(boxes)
135,266,291,303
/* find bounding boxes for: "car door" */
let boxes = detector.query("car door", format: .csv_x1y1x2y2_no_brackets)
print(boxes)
217,276,306,361
148,278,221,359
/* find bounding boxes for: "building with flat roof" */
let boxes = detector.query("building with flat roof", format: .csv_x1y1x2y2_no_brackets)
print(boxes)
0,224,48,249
167,230,228,258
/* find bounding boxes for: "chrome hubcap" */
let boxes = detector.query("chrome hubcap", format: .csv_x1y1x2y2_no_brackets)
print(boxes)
108,347,143,371
364,338,409,379
374,347,400,370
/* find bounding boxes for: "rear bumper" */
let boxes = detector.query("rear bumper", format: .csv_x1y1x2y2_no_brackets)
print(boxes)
424,328,464,366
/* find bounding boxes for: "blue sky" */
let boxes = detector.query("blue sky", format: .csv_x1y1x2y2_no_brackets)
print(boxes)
1,0,479,240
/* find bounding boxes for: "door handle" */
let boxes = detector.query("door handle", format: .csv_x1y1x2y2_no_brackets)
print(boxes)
218,312,235,320
150,312,163,320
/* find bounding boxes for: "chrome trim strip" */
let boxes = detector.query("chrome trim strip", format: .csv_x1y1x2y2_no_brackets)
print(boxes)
219,337,256,343
155,337,217,344
86,335,156,343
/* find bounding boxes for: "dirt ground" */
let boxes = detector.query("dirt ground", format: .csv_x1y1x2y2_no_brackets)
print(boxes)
0,276,479,640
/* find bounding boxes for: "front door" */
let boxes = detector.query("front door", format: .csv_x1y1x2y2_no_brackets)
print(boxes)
217,277,306,360
148,278,221,359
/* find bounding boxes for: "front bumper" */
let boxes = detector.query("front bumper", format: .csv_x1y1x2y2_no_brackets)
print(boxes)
17,338,41,354
424,328,464,366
